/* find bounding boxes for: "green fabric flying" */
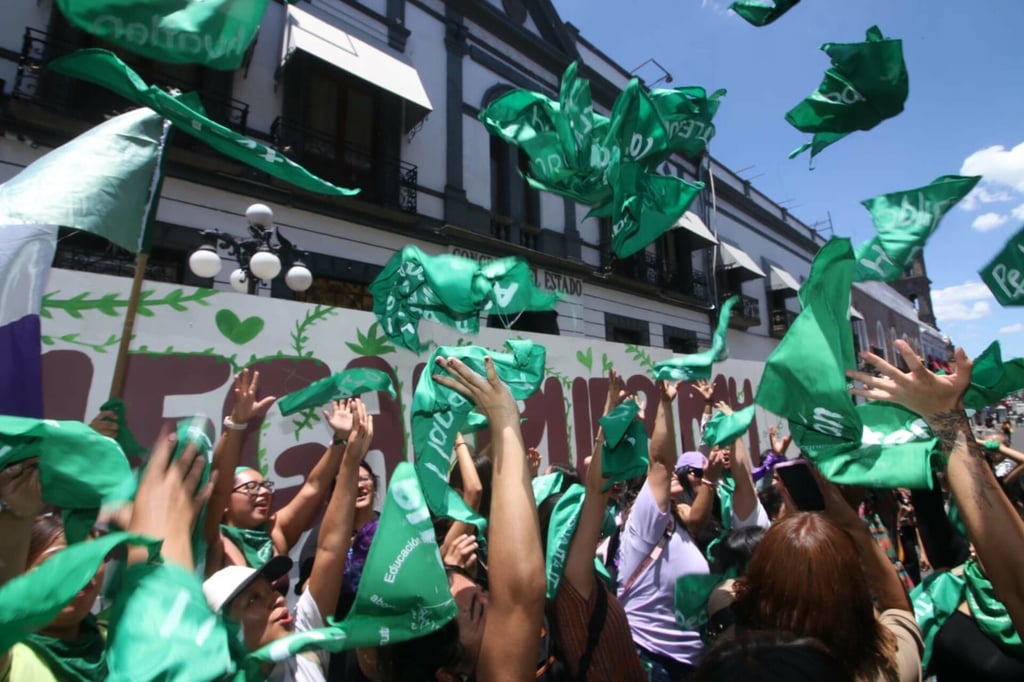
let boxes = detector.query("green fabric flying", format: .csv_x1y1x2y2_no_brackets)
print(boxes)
962,341,1024,410
532,474,587,600
730,0,801,26
277,369,397,416
53,0,272,70
787,26,908,162
411,340,546,529
244,462,456,664
980,223,1024,306
654,295,738,382
753,239,940,488
855,175,981,281
598,400,649,491
648,87,726,160
0,107,165,254
0,417,135,524
49,50,359,197
0,532,160,653
106,562,238,681
702,404,755,447
911,560,1023,670
369,246,560,353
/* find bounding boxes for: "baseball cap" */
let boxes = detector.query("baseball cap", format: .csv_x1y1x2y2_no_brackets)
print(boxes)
676,451,708,471
202,555,293,613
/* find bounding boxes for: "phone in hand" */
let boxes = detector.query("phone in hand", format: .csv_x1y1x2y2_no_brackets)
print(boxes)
774,459,825,512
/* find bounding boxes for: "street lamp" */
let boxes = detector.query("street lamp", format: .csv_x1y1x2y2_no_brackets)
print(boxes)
188,203,314,294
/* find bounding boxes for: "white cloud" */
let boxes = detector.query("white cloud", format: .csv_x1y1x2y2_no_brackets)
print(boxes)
960,186,1013,211
971,212,1009,231
961,142,1024,193
933,280,995,323
1000,323,1024,334
1013,203,1024,221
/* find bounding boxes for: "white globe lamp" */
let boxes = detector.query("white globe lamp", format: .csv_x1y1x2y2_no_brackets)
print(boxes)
285,262,314,292
229,268,249,293
249,249,282,281
245,203,274,229
188,245,222,279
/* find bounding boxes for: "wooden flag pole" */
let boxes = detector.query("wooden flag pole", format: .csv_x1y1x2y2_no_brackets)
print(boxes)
108,120,173,400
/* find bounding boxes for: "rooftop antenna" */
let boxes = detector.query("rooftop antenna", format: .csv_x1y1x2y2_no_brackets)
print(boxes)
629,58,673,87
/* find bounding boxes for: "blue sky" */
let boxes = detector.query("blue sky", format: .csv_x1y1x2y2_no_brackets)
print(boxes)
552,0,1024,358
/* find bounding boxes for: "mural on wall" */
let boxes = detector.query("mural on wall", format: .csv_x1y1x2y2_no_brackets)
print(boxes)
40,269,779,511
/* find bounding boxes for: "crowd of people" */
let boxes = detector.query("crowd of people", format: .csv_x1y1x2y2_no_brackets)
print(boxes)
2,340,1024,682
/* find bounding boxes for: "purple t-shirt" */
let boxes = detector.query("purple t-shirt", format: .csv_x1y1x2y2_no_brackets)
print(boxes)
616,481,709,665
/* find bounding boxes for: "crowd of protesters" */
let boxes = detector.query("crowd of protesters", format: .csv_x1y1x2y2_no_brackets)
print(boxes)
3,340,1024,682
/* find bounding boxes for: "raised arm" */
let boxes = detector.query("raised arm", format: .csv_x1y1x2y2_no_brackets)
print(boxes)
677,450,724,538
271,399,354,554
434,356,545,682
648,379,681,513
849,340,1024,630
205,370,275,573
728,430,759,524
563,370,626,600
441,432,485,558
307,399,372,620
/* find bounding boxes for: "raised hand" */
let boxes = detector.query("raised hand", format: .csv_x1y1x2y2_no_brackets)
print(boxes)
89,410,119,439
433,356,519,425
230,368,277,425
604,369,628,415
694,379,715,403
768,424,792,457
847,340,973,419
323,398,357,441
714,400,734,416
705,449,726,484
0,458,42,520
527,447,542,478
659,378,682,404
440,531,479,574
343,399,374,460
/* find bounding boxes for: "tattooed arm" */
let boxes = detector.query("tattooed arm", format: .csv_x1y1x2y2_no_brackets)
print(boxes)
849,340,1024,633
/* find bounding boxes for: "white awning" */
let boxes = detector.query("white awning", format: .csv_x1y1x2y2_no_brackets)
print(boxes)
282,5,432,126
768,265,801,293
672,211,717,248
720,242,766,280
850,306,865,320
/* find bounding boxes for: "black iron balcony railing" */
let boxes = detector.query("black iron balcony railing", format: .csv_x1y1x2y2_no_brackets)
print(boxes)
13,28,249,133
271,117,417,214
770,308,798,338
610,251,663,288
722,292,760,329
667,268,709,301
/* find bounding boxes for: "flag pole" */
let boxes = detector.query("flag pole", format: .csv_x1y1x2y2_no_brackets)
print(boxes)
109,119,173,400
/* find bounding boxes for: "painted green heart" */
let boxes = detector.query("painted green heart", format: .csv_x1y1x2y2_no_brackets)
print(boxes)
576,347,593,372
215,309,265,345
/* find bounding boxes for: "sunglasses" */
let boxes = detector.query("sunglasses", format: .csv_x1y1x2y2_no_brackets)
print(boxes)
232,480,275,495
675,466,703,481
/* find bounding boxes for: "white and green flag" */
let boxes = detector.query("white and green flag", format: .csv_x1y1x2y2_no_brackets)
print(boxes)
980,224,1024,306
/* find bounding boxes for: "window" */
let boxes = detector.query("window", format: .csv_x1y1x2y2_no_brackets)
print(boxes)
605,313,650,346
487,310,559,335
294,277,374,311
664,326,698,354
53,229,186,284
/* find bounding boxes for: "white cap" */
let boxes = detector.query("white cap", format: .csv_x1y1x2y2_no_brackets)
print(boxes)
202,555,293,613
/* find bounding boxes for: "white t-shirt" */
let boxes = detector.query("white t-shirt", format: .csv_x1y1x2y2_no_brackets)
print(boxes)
267,590,329,682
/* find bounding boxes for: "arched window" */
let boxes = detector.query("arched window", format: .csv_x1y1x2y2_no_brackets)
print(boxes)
483,84,541,245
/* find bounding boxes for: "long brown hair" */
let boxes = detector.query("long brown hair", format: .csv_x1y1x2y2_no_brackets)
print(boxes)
731,513,897,682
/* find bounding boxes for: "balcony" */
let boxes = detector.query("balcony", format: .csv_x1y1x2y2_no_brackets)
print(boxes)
490,214,540,250
666,268,710,302
11,28,249,135
725,292,761,329
770,308,798,338
611,251,663,288
271,117,417,214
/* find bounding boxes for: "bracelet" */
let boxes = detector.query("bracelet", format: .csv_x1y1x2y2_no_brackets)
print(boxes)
700,478,719,488
455,441,468,450
332,435,348,447
223,416,248,431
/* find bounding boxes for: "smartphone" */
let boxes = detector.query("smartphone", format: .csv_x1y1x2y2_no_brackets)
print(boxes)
774,459,825,512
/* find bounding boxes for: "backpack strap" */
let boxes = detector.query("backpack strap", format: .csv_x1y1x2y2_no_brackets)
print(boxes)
620,515,675,596
575,581,609,681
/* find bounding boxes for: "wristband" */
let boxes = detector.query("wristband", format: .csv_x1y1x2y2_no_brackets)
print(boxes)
223,416,248,431
455,441,468,450
332,435,348,447
700,478,719,489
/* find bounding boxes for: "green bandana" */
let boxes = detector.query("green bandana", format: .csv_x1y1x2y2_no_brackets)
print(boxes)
654,296,738,382
411,340,546,529
369,246,560,353
963,341,1024,410
21,614,107,682
53,0,270,70
245,463,456,663
718,472,736,531
675,569,738,638
532,474,587,600
0,532,160,653
106,562,238,681
219,525,273,568
173,419,214,577
598,401,649,491
980,223,1024,306
0,417,135,529
702,404,755,448
730,0,801,26
854,175,981,282
277,369,397,416
648,87,726,160
49,50,359,198
983,439,1003,451
98,397,148,462
911,560,1024,670
786,26,908,163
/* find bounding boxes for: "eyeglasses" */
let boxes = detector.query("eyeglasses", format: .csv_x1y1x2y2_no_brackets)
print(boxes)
232,480,275,495
675,466,703,481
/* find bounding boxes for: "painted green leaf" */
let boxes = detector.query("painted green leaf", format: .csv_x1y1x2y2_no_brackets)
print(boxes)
215,309,265,345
